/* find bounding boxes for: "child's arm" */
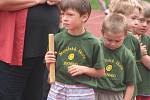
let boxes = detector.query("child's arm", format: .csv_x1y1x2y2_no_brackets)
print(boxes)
141,55,150,70
68,65,105,78
124,84,134,100
45,51,56,70
140,43,150,70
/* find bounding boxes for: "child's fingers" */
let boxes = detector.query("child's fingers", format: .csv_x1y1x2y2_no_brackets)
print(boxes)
45,58,56,63
143,49,148,55
140,43,143,46
68,65,81,76
68,69,78,76
68,65,77,72
45,51,56,58
140,43,148,56
45,51,56,63
69,69,81,76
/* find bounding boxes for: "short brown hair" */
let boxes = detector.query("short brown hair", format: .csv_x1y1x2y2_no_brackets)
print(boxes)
59,0,91,17
102,13,128,35
139,0,150,18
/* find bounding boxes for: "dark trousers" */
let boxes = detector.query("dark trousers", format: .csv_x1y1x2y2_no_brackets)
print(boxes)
42,69,50,100
22,57,45,100
0,57,46,100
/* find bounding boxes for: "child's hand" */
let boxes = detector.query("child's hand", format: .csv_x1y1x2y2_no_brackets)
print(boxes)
68,65,86,76
133,34,141,42
45,51,56,65
140,43,147,56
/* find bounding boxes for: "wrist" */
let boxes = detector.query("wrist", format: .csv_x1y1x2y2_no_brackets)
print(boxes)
81,65,89,74
37,0,47,4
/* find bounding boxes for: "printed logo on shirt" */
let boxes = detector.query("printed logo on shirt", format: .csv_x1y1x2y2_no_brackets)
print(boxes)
104,58,124,79
106,64,112,71
58,46,86,66
68,53,75,60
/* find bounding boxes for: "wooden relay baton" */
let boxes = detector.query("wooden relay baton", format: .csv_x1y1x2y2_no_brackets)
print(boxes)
48,34,55,83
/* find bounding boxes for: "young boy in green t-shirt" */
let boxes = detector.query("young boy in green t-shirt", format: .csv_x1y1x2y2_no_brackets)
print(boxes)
109,1,143,98
133,0,150,99
109,0,142,62
45,0,105,100
95,13,138,100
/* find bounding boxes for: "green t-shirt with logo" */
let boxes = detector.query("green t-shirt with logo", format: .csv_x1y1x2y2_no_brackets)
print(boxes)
96,41,139,92
54,29,104,87
137,34,150,96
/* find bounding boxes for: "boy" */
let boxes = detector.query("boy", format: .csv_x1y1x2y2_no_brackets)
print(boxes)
95,13,138,100
45,0,105,100
133,0,150,99
108,0,143,99
109,0,142,62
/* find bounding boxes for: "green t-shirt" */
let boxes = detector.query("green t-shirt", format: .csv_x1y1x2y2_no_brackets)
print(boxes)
123,32,141,62
137,34,150,95
54,29,104,87
96,41,139,92
123,32,142,96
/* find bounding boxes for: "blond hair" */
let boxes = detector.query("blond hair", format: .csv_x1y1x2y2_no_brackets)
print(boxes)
102,13,128,35
109,0,142,16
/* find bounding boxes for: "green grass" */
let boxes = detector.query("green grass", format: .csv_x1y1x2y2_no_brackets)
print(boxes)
91,0,109,10
90,0,100,10
146,0,150,2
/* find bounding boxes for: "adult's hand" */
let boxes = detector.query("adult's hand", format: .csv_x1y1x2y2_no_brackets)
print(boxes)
38,0,47,4
47,0,61,5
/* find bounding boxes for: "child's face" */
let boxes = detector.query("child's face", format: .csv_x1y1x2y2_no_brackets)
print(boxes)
127,8,140,32
135,14,150,35
61,9,88,33
102,32,125,50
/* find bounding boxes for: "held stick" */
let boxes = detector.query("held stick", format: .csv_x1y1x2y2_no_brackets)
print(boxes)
48,34,55,83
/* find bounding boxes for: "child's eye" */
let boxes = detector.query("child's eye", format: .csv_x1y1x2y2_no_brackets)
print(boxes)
107,39,112,42
68,13,74,16
138,18,145,23
131,17,136,20
132,17,136,20
115,40,121,43
147,20,150,25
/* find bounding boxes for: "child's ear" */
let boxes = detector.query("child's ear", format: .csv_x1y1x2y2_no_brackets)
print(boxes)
82,14,89,22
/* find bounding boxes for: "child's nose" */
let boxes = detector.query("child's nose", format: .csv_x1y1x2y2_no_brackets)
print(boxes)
134,19,139,26
110,42,116,46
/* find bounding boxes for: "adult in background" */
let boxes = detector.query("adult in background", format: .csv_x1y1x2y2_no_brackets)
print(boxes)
0,0,60,100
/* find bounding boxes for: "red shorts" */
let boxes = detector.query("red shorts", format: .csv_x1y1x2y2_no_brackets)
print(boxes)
136,96,150,100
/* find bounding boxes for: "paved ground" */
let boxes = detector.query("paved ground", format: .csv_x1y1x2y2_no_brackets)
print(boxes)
85,10,105,38
86,10,150,38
